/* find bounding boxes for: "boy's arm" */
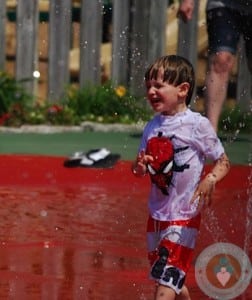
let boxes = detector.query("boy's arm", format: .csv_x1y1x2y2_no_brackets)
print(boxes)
191,153,230,206
206,153,230,184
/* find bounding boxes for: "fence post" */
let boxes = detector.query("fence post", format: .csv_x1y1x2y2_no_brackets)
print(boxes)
129,0,167,97
0,1,6,70
79,0,103,88
111,0,130,87
16,0,39,94
48,0,72,102
237,39,252,112
177,0,199,109
147,1,167,65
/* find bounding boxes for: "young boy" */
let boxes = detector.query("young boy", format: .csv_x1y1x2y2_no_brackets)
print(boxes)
132,55,230,300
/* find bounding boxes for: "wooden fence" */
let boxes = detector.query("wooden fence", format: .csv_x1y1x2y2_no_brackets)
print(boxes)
0,0,251,111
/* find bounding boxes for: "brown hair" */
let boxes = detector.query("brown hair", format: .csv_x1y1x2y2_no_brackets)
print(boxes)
144,55,195,105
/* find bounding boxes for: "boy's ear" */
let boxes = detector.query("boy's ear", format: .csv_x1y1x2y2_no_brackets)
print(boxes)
178,82,190,97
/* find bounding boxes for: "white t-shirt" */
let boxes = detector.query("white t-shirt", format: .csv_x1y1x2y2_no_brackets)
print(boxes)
138,109,224,221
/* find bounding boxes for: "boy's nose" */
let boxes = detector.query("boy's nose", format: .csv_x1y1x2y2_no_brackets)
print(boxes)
148,86,156,95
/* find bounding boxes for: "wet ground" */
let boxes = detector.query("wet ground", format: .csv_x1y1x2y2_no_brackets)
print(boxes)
0,155,251,299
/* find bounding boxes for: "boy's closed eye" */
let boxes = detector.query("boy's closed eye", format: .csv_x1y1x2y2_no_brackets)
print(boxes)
146,82,165,90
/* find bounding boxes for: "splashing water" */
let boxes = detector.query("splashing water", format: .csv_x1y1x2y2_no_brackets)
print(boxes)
244,169,252,267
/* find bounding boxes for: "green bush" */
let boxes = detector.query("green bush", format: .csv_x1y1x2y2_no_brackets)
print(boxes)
24,103,79,126
0,72,33,126
63,82,151,124
0,76,151,126
219,105,252,133
0,71,251,132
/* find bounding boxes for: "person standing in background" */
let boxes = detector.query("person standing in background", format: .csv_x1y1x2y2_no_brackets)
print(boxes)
178,0,252,131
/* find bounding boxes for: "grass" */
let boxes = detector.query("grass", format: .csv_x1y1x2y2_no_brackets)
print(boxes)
0,131,251,165
0,131,140,160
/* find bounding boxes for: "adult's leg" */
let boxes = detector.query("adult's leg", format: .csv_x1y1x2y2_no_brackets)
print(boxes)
205,7,240,131
246,48,252,75
244,15,252,101
205,51,235,131
243,11,252,75
246,55,252,104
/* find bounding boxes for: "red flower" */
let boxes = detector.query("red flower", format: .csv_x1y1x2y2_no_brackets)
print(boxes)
0,113,11,125
47,104,63,114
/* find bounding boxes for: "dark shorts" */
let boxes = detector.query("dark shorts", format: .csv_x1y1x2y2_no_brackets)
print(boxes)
207,7,252,59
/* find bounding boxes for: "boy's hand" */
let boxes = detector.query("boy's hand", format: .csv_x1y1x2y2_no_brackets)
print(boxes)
191,173,216,208
191,153,230,210
132,150,153,177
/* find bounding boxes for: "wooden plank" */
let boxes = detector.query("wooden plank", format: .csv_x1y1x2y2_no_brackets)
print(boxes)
7,0,49,12
130,0,167,97
111,0,130,86
177,0,199,109
15,0,39,94
166,0,207,55
148,0,167,63
79,0,102,87
6,0,16,9
48,0,72,101
69,43,112,80
129,0,150,96
0,0,6,69
177,0,199,68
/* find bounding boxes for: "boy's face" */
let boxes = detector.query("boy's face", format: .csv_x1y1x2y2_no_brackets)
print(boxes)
145,70,188,116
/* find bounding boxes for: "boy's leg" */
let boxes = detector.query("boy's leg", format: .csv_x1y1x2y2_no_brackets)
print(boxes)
154,284,190,300
147,216,200,300
176,285,191,300
155,284,176,300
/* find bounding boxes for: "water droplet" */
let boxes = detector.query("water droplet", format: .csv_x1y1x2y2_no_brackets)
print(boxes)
33,70,40,78
40,210,47,217
44,241,50,248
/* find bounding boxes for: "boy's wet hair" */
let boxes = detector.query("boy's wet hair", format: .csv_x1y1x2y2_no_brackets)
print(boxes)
144,55,195,106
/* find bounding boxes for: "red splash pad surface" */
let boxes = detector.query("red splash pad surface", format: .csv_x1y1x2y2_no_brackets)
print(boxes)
0,155,251,299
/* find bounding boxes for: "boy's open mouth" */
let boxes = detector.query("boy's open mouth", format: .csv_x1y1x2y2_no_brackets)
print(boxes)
151,98,161,104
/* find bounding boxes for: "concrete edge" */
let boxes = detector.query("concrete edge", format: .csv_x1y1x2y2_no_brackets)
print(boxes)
0,121,145,134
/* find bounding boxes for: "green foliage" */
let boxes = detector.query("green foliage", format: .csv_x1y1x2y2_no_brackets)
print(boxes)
0,72,250,132
219,105,252,133
63,82,151,124
0,78,151,126
0,71,33,115
25,103,79,126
